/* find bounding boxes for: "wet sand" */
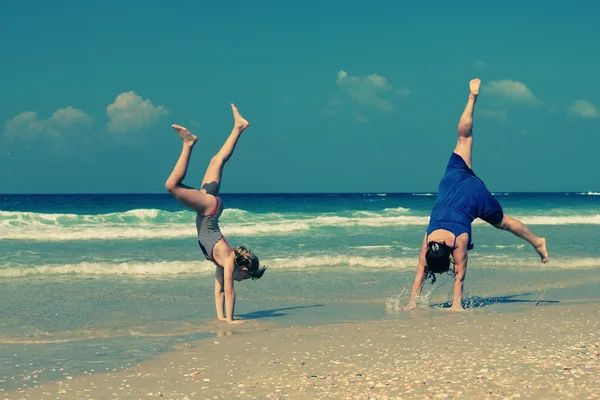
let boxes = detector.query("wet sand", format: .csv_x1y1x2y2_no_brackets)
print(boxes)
7,301,600,400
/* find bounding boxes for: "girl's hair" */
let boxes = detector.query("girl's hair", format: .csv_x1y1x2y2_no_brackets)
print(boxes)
233,245,267,280
424,241,455,284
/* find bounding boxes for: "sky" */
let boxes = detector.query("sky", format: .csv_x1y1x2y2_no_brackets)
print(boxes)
1,0,599,194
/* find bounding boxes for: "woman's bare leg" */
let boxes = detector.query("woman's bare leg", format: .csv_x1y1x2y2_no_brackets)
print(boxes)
494,215,549,263
453,79,480,170
165,125,214,213
200,104,249,196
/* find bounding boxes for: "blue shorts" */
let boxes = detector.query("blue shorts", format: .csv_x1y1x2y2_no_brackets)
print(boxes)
427,153,504,243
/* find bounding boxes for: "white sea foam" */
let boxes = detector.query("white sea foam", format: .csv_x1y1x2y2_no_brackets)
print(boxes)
513,215,600,225
382,207,411,213
476,257,600,270
0,260,215,278
3,256,599,278
353,245,395,249
0,222,312,241
2,209,600,241
0,257,414,278
480,244,526,249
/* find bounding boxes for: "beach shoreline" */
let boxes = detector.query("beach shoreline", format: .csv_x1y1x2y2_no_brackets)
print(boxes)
8,299,599,400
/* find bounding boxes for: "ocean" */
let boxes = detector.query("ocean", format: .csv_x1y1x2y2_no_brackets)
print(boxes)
1,192,600,392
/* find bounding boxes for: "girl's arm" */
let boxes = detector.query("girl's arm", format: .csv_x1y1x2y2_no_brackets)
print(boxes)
213,240,242,324
214,267,226,320
222,253,238,323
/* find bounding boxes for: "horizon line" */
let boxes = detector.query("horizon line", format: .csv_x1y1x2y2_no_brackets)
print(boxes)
2,191,599,196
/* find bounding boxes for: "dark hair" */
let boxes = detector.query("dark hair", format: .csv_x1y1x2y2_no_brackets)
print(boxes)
424,241,455,284
234,245,267,280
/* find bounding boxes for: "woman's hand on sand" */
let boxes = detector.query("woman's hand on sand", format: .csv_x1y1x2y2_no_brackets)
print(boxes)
403,299,418,311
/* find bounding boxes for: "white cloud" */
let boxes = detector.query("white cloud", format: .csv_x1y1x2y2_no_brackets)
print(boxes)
483,80,540,105
354,112,369,123
395,88,411,97
335,70,409,112
480,109,508,121
188,119,202,129
568,99,599,119
3,107,93,141
328,96,344,107
106,91,169,133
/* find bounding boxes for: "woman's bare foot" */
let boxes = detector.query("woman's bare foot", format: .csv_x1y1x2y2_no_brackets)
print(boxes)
469,78,480,96
231,104,249,131
171,124,198,146
535,237,549,264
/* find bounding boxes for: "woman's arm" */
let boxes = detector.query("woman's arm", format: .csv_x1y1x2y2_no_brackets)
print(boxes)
405,233,428,310
449,245,468,312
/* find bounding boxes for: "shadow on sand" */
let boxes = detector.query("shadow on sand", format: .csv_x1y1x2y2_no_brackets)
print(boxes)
238,304,324,320
431,293,559,309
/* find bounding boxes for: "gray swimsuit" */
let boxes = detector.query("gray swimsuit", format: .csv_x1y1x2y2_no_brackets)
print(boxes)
196,196,228,263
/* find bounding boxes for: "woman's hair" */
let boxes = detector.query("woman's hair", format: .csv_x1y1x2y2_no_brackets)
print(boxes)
233,245,267,280
424,241,455,284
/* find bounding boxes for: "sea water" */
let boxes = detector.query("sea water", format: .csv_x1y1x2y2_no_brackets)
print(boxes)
1,193,600,391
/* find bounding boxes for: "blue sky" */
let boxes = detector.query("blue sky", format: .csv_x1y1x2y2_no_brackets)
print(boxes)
1,0,599,194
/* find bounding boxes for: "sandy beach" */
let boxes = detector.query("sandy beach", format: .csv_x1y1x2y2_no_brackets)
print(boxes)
7,300,599,400
3,0,600,395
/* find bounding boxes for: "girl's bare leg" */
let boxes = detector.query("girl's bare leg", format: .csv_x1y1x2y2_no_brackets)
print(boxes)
200,104,249,196
165,125,214,213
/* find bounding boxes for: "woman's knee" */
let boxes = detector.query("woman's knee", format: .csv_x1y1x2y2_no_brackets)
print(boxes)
493,215,511,230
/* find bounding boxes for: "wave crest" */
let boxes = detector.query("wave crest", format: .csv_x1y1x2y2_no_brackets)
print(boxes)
3,256,599,278
2,209,600,241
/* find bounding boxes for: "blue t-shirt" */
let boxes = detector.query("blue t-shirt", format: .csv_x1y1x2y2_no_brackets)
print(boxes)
426,152,504,247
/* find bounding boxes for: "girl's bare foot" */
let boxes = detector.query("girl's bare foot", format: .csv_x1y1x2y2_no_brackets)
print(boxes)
535,237,549,264
231,104,249,131
171,124,198,146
